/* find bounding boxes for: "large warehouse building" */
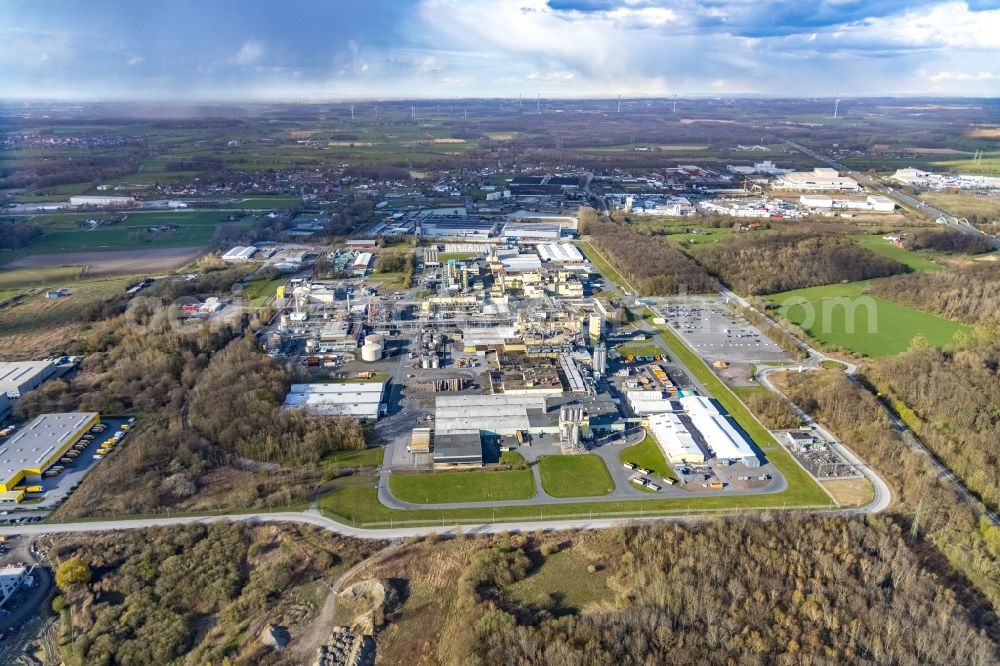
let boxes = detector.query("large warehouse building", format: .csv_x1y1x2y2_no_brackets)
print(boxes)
773,168,860,192
282,382,386,419
537,243,584,263
501,221,562,240
645,395,761,468
0,412,99,503
0,361,58,419
648,412,706,464
432,392,622,465
417,217,497,239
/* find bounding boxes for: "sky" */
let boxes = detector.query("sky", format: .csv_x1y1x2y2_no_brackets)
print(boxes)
2,0,999,100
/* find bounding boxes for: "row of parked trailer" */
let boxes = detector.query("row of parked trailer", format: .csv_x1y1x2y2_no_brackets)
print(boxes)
622,461,676,492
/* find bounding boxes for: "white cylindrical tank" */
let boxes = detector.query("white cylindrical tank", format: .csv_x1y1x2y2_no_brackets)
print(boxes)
431,356,440,368
421,356,432,369
360,342,383,362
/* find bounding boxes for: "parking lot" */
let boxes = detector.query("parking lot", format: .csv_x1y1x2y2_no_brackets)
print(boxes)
657,296,793,364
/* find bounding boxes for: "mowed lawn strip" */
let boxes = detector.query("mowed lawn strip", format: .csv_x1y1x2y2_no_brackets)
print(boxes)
319,477,834,527
538,454,615,497
389,468,536,504
578,241,632,293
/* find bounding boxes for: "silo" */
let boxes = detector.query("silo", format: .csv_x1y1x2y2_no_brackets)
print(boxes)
360,342,383,362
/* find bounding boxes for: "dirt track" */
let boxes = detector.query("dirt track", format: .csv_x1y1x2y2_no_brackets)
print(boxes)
4,246,206,275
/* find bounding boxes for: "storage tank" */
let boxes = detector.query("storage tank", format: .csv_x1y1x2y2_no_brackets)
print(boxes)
431,356,440,369
360,342,383,362
421,356,432,369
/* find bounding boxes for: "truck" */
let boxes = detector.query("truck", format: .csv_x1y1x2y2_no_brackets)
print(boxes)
709,481,724,489
623,462,637,470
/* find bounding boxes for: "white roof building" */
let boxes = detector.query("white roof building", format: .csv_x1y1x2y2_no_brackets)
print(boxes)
773,168,860,192
537,243,584,262
687,412,759,466
282,382,385,419
434,394,545,436
678,395,721,416
648,413,706,464
627,391,674,416
222,246,258,263
501,221,562,240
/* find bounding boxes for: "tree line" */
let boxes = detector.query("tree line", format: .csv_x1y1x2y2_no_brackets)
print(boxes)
865,339,1000,514
579,207,719,295
696,232,905,295
777,369,1000,610
871,263,1000,328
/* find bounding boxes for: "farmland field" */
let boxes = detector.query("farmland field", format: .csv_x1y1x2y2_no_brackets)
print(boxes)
920,191,1000,220
768,281,971,357
0,210,251,265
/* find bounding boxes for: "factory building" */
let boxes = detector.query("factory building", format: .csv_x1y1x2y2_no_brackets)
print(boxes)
433,432,485,465
418,217,497,239
433,392,622,441
317,321,363,351
648,412,707,464
0,361,58,418
537,243,584,263
773,168,860,192
352,252,373,272
69,195,135,207
627,391,674,416
221,246,258,263
501,221,563,240
282,381,386,419
0,412,100,503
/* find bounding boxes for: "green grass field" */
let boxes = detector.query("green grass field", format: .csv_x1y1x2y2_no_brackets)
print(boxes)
388,469,536,504
768,281,971,357
505,548,612,611
615,343,666,359
240,276,286,307
320,447,384,472
849,234,943,272
537,455,615,498
619,434,677,481
438,252,478,263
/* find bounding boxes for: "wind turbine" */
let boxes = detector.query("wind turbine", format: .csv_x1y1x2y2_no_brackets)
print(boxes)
617,94,621,113
833,96,841,119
